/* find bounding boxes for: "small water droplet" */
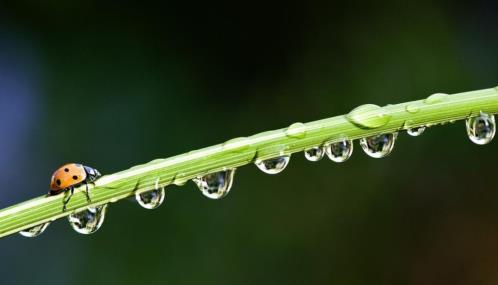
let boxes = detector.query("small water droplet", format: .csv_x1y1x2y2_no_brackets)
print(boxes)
424,93,448,104
325,140,353,163
285,122,307,139
19,222,50,238
466,113,495,145
68,205,108,234
222,137,250,152
136,188,165,209
407,126,426,137
255,155,291,174
304,147,324,162
360,133,398,158
193,169,236,199
346,104,391,129
405,104,420,114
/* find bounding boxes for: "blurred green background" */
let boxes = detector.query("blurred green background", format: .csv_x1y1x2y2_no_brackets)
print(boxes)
1,1,498,284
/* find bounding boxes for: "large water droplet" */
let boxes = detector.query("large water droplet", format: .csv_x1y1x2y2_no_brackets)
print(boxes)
466,113,495,145
346,104,391,129
193,169,236,199
19,222,50,238
360,133,398,158
285,122,307,139
325,140,353,163
304,147,324,162
255,155,290,174
136,188,165,209
68,205,108,234
424,93,448,104
407,126,426,137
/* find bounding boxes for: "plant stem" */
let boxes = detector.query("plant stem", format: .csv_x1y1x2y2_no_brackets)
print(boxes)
1,87,497,238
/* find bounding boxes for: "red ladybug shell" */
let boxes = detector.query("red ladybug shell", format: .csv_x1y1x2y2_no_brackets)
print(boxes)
50,163,87,193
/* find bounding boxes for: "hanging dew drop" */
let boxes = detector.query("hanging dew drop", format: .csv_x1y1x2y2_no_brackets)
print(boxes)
304,147,324,162
407,126,426,137
255,155,290,174
135,178,166,209
466,113,495,145
136,188,165,209
193,169,236,199
19,222,50,238
360,133,398,158
68,205,108,235
325,140,353,163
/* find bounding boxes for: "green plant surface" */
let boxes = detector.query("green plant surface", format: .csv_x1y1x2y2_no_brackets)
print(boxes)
1,87,497,238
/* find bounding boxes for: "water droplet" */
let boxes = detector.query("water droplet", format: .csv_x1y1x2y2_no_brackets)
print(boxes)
346,104,391,129
325,140,353,163
405,104,420,114
360,133,398,158
466,113,495,145
424,93,448,104
68,205,108,234
304,147,324,162
255,155,290,174
136,188,165,209
19,222,50,238
222,137,250,152
193,169,236,199
285,122,307,139
407,126,426,137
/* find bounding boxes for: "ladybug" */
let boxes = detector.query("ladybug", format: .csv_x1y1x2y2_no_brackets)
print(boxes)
49,163,102,211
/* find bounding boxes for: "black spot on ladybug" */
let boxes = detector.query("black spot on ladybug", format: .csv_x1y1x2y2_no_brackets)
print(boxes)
56,179,61,186
72,175,78,180
64,168,69,172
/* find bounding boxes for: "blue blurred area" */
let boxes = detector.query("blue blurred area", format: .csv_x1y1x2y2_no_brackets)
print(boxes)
1,1,498,284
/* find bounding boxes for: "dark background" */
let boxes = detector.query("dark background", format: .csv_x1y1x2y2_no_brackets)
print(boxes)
1,1,498,284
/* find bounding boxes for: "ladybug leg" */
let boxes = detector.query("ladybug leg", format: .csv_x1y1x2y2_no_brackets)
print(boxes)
84,182,91,202
63,187,74,211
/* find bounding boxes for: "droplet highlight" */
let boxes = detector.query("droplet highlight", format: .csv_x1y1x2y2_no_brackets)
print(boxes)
346,104,391,129
466,113,495,145
407,126,426,137
360,133,398,158
193,169,236,199
325,140,353,163
19,222,50,238
68,205,108,235
285,122,307,139
255,155,290,174
304,147,324,162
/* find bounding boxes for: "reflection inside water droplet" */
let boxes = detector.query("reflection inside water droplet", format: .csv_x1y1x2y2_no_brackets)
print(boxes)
136,188,165,209
466,113,495,145
68,205,108,234
360,133,398,158
255,155,290,174
407,126,426,137
19,222,50,238
193,169,236,199
304,147,324,162
325,140,353,163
